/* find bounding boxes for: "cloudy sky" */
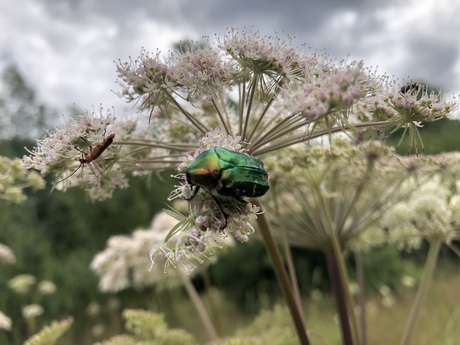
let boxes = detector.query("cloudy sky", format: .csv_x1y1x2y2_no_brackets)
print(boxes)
1,0,459,115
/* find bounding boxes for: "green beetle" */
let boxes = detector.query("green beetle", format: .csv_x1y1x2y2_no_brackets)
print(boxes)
185,146,269,228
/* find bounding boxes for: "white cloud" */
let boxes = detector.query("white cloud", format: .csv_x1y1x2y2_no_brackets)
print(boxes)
0,0,459,120
0,0,187,112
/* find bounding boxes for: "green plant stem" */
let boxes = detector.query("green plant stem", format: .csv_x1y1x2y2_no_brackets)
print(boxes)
254,200,312,345
177,269,218,341
399,239,442,345
326,251,354,345
203,270,223,337
355,251,367,345
273,183,306,322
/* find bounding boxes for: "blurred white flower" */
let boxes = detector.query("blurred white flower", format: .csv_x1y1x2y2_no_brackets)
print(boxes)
0,243,16,264
22,304,44,319
381,162,460,250
378,285,392,297
401,275,416,288
0,311,12,331
86,302,101,317
37,280,56,295
7,274,36,295
91,210,235,292
91,323,105,337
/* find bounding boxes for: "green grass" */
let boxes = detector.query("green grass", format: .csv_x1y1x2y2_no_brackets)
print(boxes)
11,265,458,345
169,265,459,344
364,266,460,345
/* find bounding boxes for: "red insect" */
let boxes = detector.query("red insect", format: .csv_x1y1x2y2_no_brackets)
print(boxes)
79,133,115,164
56,133,116,184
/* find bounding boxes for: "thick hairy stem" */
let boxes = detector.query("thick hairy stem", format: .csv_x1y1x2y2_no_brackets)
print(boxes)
254,200,312,345
326,251,355,345
317,189,361,345
273,184,306,322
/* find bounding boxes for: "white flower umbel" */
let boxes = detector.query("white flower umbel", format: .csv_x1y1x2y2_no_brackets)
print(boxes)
265,140,422,252
382,155,460,250
382,152,460,345
23,30,459,272
23,31,458,204
22,107,137,201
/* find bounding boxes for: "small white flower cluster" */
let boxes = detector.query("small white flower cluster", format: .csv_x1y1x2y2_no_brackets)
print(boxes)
219,29,302,81
0,156,45,204
116,49,175,110
177,128,243,171
22,304,44,319
37,280,57,295
147,203,236,272
279,60,379,120
382,169,460,250
171,42,238,100
7,274,37,295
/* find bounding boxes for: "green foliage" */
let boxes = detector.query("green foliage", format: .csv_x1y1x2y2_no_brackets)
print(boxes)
207,241,277,307
209,337,262,345
95,309,198,345
357,245,420,293
236,304,297,345
95,335,146,345
207,241,328,307
24,318,73,345
123,309,167,341
155,329,199,345
386,118,460,154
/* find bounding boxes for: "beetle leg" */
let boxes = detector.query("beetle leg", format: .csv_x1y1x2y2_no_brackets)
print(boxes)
184,185,200,201
235,195,247,204
209,193,228,229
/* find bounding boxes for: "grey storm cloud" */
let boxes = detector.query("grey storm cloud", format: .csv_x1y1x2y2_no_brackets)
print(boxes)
405,36,459,90
3,0,460,111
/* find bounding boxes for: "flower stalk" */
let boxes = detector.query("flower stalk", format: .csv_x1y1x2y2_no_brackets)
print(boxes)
318,187,361,345
399,239,442,345
176,269,218,341
355,250,368,345
272,184,306,323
